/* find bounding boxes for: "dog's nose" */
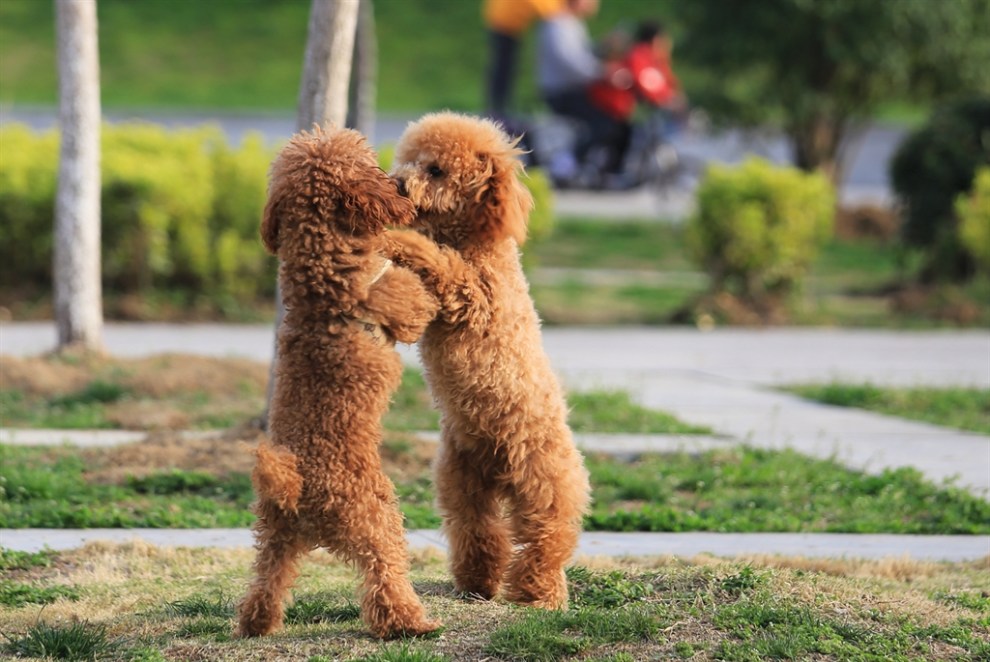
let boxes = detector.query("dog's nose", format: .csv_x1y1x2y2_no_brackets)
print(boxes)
395,178,408,197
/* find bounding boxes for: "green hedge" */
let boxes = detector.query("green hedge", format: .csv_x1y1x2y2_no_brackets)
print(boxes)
0,122,277,304
687,157,835,308
957,167,990,274
2,123,554,316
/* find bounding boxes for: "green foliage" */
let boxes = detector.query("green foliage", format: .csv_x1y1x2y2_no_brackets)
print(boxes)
567,567,655,609
0,123,277,308
678,0,990,172
522,168,555,244
4,621,116,661
0,547,55,571
0,124,58,284
688,158,834,310
163,593,234,618
0,580,80,607
957,167,990,273
891,98,990,281
284,594,360,625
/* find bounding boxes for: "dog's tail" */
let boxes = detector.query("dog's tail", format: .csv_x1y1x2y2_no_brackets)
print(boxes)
252,441,303,513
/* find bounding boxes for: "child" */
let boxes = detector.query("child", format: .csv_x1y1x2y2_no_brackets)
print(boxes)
589,21,684,124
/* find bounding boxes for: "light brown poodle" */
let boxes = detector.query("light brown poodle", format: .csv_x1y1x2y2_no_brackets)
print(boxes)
387,112,591,609
236,126,441,639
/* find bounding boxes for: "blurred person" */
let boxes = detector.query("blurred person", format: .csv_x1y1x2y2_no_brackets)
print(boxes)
484,0,563,120
537,0,627,182
588,20,687,167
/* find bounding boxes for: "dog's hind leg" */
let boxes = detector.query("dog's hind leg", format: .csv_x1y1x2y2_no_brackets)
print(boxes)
330,473,441,639
503,445,590,609
236,503,309,637
434,439,511,600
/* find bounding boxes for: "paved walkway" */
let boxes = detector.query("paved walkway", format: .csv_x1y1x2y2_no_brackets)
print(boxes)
1,322,988,559
1,529,986,562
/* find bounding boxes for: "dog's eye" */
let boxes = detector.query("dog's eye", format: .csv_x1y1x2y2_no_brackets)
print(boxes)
427,164,445,178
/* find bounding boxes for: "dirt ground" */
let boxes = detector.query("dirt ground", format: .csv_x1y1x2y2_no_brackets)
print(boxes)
80,427,437,485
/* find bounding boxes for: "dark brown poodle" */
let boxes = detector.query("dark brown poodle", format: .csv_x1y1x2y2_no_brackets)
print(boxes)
387,112,590,609
236,126,441,639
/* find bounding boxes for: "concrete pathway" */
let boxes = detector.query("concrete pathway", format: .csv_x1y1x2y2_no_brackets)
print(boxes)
0,529,986,562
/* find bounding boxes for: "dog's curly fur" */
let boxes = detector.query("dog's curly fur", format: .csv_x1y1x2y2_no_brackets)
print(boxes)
387,112,591,609
236,126,441,639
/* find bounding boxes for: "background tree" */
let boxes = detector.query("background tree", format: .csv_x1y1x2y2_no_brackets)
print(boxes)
53,0,103,353
266,0,360,420
676,0,990,184
348,0,377,141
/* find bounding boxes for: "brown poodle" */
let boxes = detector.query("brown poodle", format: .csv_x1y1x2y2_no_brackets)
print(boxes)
236,126,441,639
386,112,591,609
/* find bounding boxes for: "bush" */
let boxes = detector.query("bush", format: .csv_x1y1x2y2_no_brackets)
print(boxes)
1,124,553,318
890,98,990,281
0,125,58,286
956,167,990,274
0,123,277,308
687,157,834,316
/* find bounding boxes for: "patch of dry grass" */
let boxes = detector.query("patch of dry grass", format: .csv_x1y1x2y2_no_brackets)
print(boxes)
1,353,268,430
1,544,987,661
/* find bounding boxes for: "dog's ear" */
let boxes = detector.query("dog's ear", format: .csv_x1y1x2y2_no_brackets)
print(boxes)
342,168,416,233
260,193,282,255
475,153,533,245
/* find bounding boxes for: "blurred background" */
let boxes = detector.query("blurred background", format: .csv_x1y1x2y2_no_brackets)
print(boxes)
1,0,988,328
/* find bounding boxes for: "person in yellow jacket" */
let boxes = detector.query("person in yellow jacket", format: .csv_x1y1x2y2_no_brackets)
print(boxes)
483,0,563,120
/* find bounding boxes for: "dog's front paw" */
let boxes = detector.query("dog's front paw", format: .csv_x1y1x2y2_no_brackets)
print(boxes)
383,229,441,272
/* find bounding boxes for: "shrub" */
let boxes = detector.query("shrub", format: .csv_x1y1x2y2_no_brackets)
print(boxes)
0,122,277,308
0,125,58,285
956,167,990,274
687,157,835,316
890,98,990,281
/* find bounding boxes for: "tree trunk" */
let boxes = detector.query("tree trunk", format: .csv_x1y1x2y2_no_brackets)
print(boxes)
790,114,845,187
265,0,360,424
54,0,103,354
296,0,360,130
348,0,377,140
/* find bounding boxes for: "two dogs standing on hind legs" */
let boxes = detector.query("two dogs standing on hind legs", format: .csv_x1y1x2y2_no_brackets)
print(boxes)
237,113,590,640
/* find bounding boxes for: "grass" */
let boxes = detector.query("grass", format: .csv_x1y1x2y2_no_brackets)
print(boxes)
1,355,706,435
0,580,80,607
1,353,268,431
3,441,988,534
4,621,117,661
0,0,670,113
0,543,987,661
3,218,984,328
526,219,990,328
568,390,711,435
788,383,990,435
